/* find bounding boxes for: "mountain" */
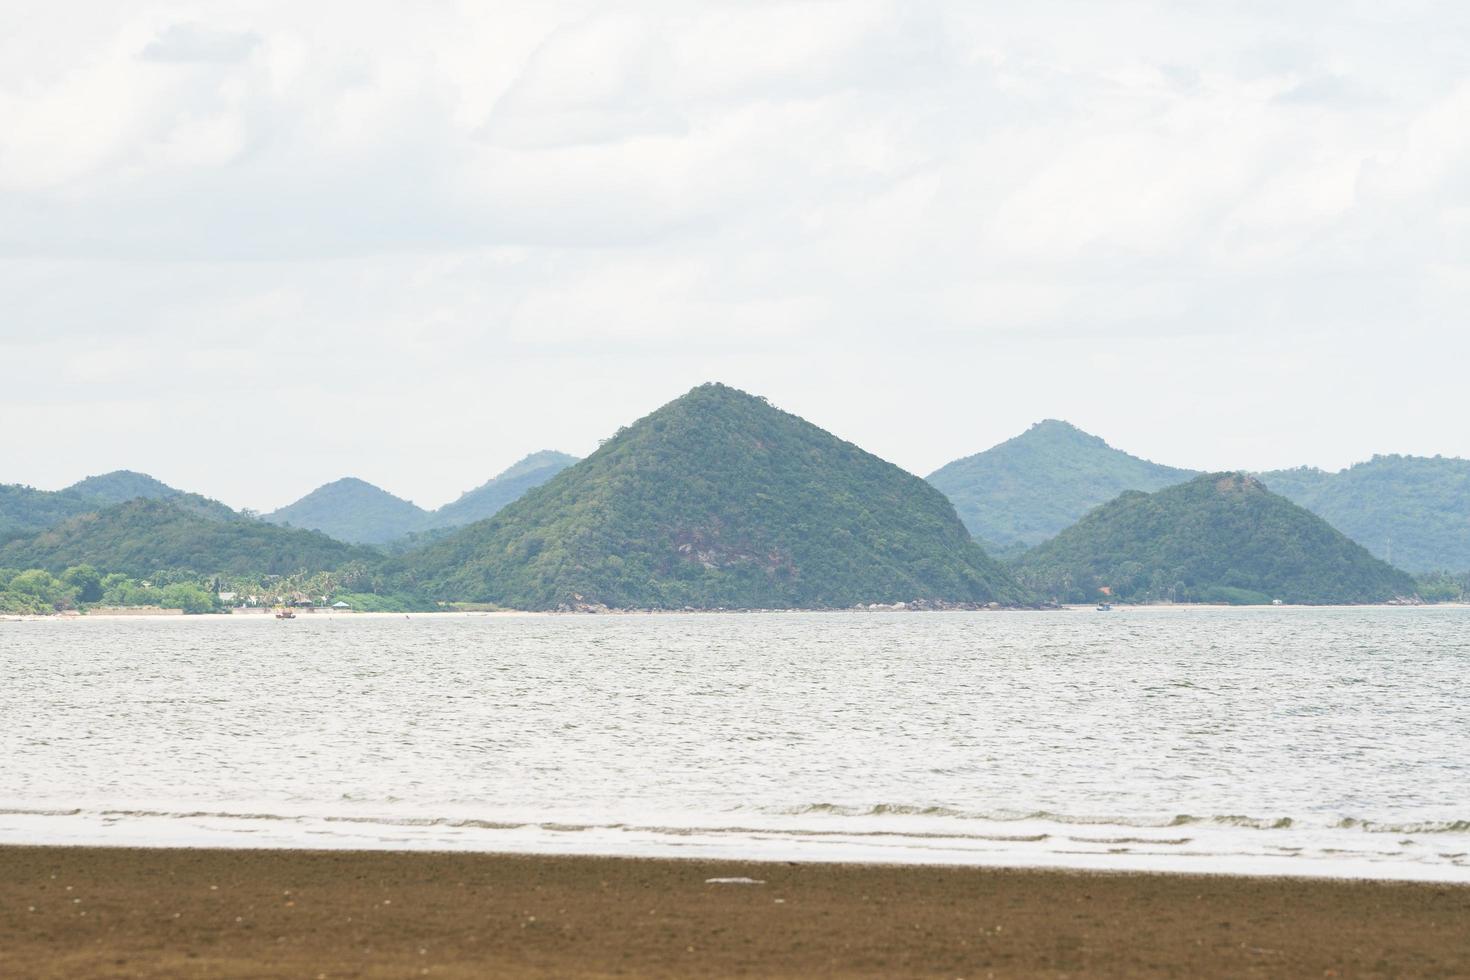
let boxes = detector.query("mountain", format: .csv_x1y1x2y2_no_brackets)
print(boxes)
0,498,375,578
66,470,184,505
430,451,579,529
926,421,1195,552
64,470,237,521
400,383,1027,609
258,453,579,546
1014,473,1417,605
265,478,431,545
1259,455,1470,572
0,484,104,544
2,472,235,546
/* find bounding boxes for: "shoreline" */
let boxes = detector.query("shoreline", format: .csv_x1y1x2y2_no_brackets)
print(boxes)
4,845,1467,978
5,804,1468,885
6,601,1467,622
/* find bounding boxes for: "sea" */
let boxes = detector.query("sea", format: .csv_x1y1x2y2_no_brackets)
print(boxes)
2,607,1468,881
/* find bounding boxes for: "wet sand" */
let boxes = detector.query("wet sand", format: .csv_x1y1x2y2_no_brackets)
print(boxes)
2,846,1467,978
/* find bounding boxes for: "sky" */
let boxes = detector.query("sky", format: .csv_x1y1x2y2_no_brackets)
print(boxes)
4,1,1470,512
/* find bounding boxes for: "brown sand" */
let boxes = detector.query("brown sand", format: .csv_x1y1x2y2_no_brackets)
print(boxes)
2,846,1467,978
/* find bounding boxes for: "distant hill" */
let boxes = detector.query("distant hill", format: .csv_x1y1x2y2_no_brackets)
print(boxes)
0,498,375,578
400,384,1027,609
67,470,181,504
1259,455,1470,572
0,484,104,545
64,470,237,521
927,421,1195,551
260,452,578,546
2,473,235,546
1015,473,1416,605
265,478,430,545
430,451,579,529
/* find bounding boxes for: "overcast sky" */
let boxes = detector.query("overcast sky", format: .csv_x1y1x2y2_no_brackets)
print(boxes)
4,1,1469,511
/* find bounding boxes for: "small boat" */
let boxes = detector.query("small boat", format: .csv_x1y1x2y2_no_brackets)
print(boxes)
1096,602,1113,611
275,608,295,620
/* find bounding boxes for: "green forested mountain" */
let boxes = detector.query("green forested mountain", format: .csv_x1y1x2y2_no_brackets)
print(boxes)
260,452,578,546
2,473,234,547
927,421,1195,552
1259,455,1470,572
67,470,181,504
152,491,239,522
399,384,1026,609
64,470,237,521
430,451,579,529
1015,473,1416,605
0,498,375,578
265,478,430,545
0,484,104,544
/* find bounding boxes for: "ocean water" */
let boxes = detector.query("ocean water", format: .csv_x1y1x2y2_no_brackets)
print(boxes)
2,607,1468,881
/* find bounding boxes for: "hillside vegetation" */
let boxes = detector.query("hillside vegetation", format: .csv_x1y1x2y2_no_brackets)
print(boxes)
2,471,235,545
65,470,230,520
400,384,1026,609
430,451,578,529
0,484,104,544
0,499,375,578
68,470,237,520
1015,473,1417,605
263,452,578,546
265,478,430,545
1260,455,1470,572
927,420,1194,551
66,469,185,504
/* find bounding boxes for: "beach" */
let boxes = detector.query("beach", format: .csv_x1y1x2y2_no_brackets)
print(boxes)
3,846,1468,978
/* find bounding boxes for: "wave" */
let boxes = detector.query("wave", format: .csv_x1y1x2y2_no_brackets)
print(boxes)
6,805,1470,839
1337,818,1470,835
0,807,544,832
763,804,1300,831
1171,814,1295,830
0,807,1054,844
759,805,1470,835
1067,836,1194,846
5,804,1470,880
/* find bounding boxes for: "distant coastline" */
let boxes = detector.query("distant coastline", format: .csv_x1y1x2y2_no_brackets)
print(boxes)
6,601,1468,623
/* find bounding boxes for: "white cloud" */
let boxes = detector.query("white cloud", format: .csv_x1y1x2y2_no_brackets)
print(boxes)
2,0,1469,507
481,12,685,149
140,23,261,64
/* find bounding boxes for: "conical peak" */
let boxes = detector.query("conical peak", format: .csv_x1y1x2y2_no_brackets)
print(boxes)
669,382,768,411
320,477,377,492
1030,419,1084,434
1196,471,1265,494
629,383,788,435
1019,419,1105,446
